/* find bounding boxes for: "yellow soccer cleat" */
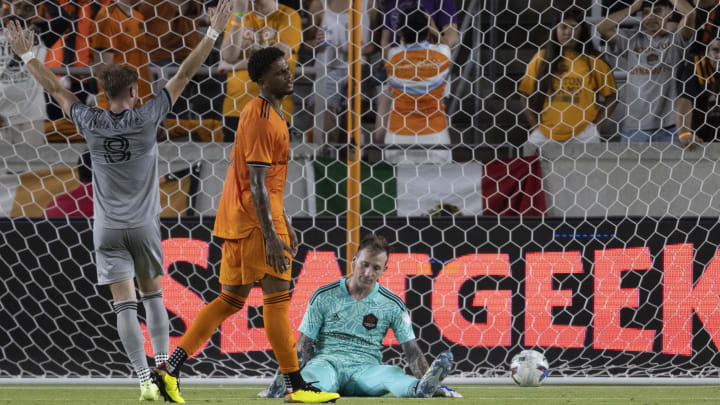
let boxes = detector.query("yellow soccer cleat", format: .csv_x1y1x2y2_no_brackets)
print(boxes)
139,380,161,401
151,365,185,403
284,384,339,403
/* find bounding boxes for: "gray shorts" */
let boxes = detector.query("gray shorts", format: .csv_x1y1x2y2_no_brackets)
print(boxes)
94,219,164,285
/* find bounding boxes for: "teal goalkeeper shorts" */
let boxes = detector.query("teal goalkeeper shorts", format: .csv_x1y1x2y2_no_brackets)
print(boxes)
300,355,418,397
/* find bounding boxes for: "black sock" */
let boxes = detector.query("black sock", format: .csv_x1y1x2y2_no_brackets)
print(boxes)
284,371,305,392
166,347,188,377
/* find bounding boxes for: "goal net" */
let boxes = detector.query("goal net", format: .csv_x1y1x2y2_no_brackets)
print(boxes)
2,0,720,383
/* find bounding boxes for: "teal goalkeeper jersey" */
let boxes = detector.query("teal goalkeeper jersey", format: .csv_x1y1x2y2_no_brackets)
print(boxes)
299,278,416,364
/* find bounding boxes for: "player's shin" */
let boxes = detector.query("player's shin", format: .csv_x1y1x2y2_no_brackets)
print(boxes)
113,300,152,387
140,290,169,367
262,291,302,390
168,290,247,375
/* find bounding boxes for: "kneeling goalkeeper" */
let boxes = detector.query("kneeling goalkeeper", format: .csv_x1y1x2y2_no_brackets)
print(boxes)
260,234,460,398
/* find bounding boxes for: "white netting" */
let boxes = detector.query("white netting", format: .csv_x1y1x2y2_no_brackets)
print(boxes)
2,0,720,382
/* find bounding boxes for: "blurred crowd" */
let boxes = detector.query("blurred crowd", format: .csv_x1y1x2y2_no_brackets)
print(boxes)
520,0,720,150
2,0,720,157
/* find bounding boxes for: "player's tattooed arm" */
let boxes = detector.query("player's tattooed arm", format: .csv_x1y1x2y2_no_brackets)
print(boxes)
401,340,429,379
249,166,276,238
296,333,315,368
249,165,293,273
283,209,298,256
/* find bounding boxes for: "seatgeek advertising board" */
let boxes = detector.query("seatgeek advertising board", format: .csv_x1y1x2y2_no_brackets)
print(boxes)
2,217,720,378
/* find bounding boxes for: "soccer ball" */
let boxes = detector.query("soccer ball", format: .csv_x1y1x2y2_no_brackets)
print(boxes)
510,349,549,387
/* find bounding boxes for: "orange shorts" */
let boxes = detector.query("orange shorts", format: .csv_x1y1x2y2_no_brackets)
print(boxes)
219,229,292,286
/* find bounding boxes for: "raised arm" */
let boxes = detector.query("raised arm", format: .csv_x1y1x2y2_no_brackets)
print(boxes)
675,97,702,148
440,23,459,48
597,0,644,43
675,97,693,137
5,20,78,116
301,0,324,51
220,0,251,69
401,339,430,379
165,0,232,104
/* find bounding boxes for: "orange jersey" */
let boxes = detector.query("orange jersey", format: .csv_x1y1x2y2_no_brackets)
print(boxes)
385,42,451,136
137,0,200,63
222,4,301,120
214,97,290,240
90,5,153,108
44,0,108,69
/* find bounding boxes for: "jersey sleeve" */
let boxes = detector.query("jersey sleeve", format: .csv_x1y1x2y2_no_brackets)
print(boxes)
592,56,617,98
244,118,274,167
138,89,172,127
517,52,542,96
391,307,415,344
70,102,92,132
298,298,324,340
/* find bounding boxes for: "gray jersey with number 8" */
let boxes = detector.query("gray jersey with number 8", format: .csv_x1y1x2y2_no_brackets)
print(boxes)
70,89,171,229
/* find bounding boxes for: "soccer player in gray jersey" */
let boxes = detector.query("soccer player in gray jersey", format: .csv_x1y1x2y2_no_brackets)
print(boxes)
259,234,460,399
5,0,231,401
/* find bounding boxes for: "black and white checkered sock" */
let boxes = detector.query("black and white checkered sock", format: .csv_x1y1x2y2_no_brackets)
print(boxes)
137,367,151,387
284,371,304,392
155,353,168,367
166,347,187,376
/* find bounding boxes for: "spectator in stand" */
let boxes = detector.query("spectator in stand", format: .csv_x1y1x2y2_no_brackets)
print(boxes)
519,7,617,145
597,0,695,143
303,0,373,145
686,0,720,58
675,34,720,148
377,8,451,163
90,0,154,109
0,0,51,145
380,0,457,52
138,0,201,92
373,0,458,145
218,0,301,141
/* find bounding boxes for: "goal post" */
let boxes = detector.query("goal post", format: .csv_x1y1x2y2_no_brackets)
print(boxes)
345,0,364,273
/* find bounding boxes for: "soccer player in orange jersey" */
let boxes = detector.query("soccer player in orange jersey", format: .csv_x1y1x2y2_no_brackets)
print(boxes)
154,47,339,404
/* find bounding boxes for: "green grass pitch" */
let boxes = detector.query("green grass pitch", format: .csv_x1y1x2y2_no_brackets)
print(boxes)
2,384,720,404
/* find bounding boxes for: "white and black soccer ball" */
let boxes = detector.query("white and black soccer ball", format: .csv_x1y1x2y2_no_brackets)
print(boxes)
510,349,549,387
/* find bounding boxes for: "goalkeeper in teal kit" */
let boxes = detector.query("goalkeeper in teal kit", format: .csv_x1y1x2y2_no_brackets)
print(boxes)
260,234,459,399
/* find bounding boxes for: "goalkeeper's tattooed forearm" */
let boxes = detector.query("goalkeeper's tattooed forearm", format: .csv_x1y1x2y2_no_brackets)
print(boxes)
297,333,315,367
401,340,429,379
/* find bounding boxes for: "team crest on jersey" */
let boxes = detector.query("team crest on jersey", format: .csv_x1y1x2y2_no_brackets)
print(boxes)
362,314,378,330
